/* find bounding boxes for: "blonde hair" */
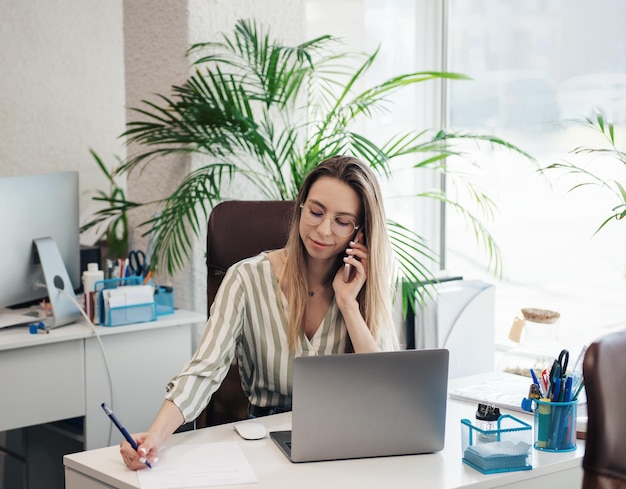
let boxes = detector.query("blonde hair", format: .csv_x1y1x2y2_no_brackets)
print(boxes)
280,155,396,351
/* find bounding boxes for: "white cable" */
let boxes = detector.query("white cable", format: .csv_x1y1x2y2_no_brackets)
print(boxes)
55,287,115,445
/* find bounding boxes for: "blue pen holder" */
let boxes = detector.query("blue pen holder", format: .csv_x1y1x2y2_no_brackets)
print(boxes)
533,398,577,452
461,414,532,474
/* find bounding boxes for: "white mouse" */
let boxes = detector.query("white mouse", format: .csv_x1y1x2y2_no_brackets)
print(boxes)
234,422,267,440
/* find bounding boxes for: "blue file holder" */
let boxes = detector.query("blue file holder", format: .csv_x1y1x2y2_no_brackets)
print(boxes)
94,277,156,326
461,414,533,474
154,286,175,316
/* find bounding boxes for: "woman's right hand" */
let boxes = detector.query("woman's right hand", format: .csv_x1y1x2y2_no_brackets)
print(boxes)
119,400,184,470
120,431,160,471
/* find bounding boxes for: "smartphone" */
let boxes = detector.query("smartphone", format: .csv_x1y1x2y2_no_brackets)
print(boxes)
343,234,359,282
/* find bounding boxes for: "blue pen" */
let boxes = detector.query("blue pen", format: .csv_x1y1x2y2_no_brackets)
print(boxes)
529,368,542,392
551,377,561,402
529,368,540,386
101,403,152,469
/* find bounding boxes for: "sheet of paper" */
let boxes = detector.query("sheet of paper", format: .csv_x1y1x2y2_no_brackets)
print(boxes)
448,373,531,413
105,285,154,307
449,371,587,414
0,310,40,329
137,441,257,489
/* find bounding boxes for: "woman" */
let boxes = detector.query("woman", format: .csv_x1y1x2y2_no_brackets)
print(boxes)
121,155,398,470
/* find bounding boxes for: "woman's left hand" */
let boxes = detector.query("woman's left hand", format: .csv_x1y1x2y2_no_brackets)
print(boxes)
332,234,380,353
333,236,367,309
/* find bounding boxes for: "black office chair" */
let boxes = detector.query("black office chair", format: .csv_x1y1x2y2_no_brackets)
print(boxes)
582,329,626,489
195,200,295,428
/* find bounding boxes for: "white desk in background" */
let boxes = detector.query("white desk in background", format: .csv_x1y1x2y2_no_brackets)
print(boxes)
64,375,584,489
1,309,205,450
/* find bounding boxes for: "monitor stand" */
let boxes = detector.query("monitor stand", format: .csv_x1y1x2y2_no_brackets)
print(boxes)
34,237,82,328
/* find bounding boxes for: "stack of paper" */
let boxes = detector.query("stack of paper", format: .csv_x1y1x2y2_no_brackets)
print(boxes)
463,440,531,472
101,284,155,325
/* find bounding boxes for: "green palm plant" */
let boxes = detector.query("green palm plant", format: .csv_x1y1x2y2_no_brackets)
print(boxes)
80,149,137,259
541,113,626,234
106,18,531,314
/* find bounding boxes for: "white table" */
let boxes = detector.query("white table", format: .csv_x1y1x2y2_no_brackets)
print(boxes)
1,309,205,450
64,376,584,489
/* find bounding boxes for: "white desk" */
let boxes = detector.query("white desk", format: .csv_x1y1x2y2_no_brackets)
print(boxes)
64,377,584,489
1,309,205,450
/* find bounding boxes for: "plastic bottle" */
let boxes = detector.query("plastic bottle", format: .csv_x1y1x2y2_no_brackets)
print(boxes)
82,262,104,322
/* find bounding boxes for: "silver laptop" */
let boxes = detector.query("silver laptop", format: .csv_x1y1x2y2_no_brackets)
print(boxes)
270,348,449,463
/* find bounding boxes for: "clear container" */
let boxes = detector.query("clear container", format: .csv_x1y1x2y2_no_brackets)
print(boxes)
498,308,561,379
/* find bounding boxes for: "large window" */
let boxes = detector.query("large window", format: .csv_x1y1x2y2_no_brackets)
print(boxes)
306,0,444,256
446,0,626,352
306,0,626,355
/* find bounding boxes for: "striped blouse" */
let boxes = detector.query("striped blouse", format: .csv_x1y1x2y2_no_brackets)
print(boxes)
165,253,349,423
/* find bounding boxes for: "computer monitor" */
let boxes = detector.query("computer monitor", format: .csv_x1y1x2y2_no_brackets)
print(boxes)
0,171,82,328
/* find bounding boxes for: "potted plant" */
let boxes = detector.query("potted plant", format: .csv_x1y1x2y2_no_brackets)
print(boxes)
80,149,135,260
97,18,532,314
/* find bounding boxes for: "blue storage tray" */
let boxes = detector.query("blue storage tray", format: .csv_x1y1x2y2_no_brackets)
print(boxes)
106,302,156,326
461,414,533,474
94,277,156,326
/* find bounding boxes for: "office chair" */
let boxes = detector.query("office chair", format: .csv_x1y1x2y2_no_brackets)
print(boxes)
195,200,295,428
582,329,626,489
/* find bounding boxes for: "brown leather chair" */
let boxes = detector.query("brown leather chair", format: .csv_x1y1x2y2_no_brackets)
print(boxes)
195,200,295,428
582,329,626,489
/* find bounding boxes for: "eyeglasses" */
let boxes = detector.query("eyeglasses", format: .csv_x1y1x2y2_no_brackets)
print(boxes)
300,203,360,238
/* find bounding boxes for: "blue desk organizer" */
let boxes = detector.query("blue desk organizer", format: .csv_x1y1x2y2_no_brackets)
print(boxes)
94,277,156,326
154,285,175,316
461,414,533,474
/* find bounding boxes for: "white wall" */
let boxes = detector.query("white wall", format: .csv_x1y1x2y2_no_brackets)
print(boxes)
124,1,306,337
0,0,307,343
0,0,126,213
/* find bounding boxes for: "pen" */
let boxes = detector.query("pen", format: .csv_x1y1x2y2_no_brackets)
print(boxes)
529,368,544,396
541,369,550,397
563,376,573,402
101,402,152,469
529,368,540,387
551,377,561,402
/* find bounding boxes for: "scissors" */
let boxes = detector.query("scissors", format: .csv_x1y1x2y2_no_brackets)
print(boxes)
551,349,569,379
548,349,569,397
127,249,147,277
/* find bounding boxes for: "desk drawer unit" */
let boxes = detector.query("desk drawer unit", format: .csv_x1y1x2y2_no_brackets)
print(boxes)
1,340,85,432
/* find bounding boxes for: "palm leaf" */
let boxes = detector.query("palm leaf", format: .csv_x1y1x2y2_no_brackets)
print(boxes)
541,112,626,234
90,18,536,314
